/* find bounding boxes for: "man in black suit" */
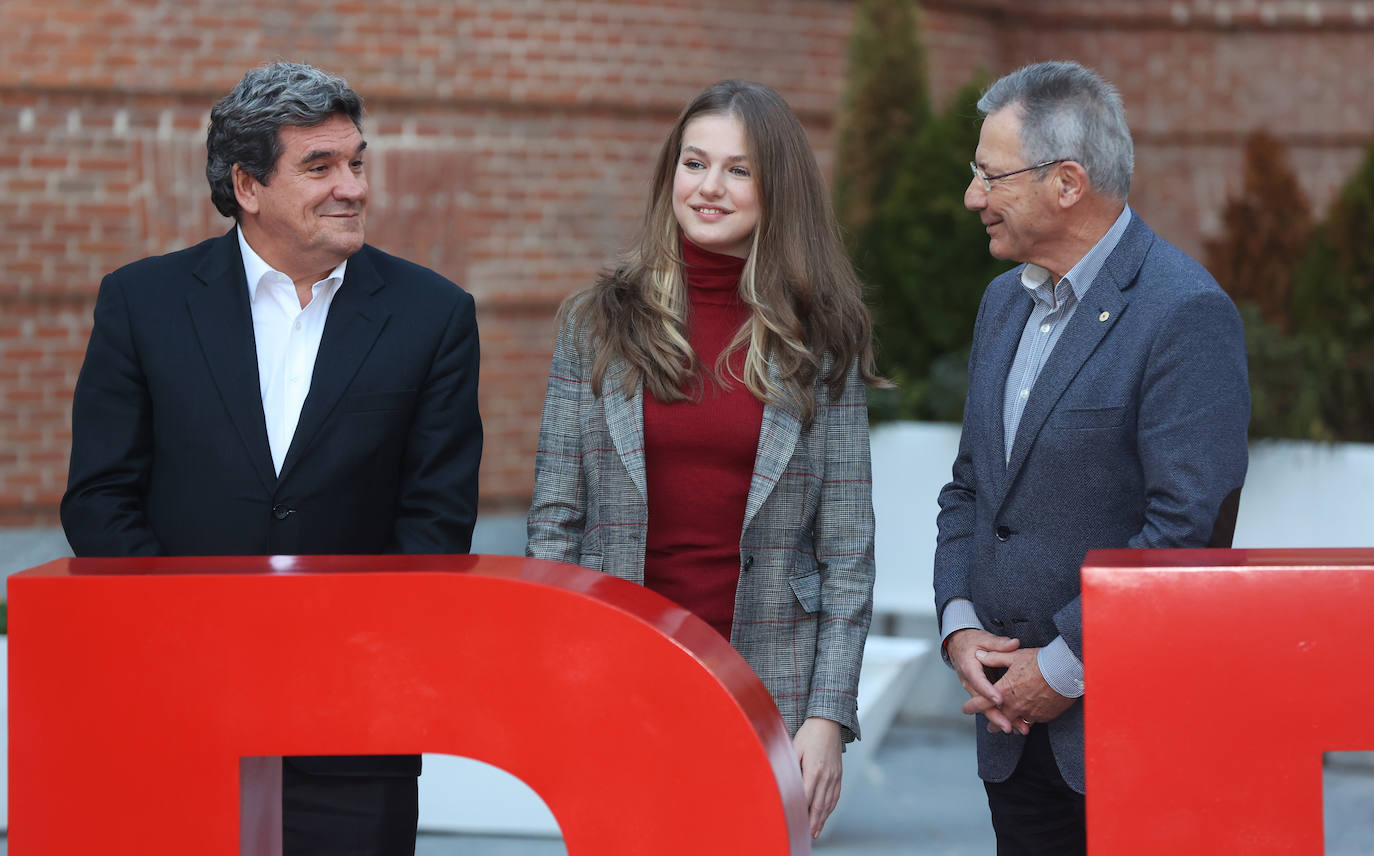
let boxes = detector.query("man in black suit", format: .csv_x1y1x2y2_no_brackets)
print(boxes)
61,61,482,855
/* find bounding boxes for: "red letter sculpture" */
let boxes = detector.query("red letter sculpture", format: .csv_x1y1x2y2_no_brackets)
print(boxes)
8,554,810,854
1083,548,1374,854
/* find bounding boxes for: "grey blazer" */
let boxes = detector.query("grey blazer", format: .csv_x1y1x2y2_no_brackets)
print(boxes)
934,213,1250,791
527,308,876,741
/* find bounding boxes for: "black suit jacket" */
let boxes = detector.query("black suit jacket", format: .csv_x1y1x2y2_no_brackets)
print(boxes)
62,229,483,775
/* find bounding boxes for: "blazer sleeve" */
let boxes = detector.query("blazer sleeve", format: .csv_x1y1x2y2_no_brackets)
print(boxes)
1052,285,1250,657
806,359,877,741
1128,287,1250,548
60,271,164,557
525,311,588,564
388,289,483,554
933,287,993,625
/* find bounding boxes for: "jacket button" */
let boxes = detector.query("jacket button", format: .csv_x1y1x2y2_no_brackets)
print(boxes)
272,504,294,520
742,555,754,571
995,525,1011,541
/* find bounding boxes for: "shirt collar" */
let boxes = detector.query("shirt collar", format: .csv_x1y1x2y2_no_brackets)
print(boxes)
237,226,347,300
1019,204,1133,303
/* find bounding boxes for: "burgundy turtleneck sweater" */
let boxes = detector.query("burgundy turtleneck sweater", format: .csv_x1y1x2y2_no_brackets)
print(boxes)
642,238,765,640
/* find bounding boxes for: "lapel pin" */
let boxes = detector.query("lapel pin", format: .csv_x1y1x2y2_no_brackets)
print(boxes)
1099,311,1110,322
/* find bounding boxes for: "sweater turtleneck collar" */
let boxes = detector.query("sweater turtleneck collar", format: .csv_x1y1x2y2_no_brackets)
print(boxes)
681,236,747,294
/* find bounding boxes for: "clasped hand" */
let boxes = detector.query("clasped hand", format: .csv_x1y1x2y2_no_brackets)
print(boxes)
945,629,1074,735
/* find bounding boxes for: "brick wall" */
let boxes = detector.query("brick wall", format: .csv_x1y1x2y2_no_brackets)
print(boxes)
2,0,1370,524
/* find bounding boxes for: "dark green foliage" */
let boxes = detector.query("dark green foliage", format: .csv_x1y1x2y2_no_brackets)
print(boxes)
1290,206,1374,441
1210,128,1374,441
862,80,1012,421
832,0,928,243
833,0,1008,422
1206,131,1323,439
846,77,1011,423
1237,303,1330,441
1205,131,1312,333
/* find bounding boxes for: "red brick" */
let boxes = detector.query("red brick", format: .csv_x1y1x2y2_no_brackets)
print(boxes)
0,0,1370,516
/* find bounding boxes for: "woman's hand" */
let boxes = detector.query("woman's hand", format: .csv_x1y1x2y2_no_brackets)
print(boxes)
793,716,843,838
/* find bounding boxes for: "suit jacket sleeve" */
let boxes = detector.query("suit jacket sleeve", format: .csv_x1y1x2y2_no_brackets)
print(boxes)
933,287,994,626
1052,285,1250,657
807,359,877,737
388,289,483,554
525,311,587,564
61,270,164,557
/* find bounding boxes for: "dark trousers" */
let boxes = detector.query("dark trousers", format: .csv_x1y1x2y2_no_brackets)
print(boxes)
282,762,419,856
983,725,1085,856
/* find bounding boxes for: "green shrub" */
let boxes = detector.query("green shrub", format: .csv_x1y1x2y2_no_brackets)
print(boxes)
1206,128,1374,441
1237,302,1330,441
1288,142,1374,442
833,0,1007,421
832,0,928,244
1205,131,1322,439
1205,131,1312,332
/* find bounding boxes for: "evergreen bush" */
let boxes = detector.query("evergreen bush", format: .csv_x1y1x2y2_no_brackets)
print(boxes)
1206,131,1325,439
833,0,1008,421
832,0,928,243
862,80,1011,421
1204,131,1312,332
1209,128,1374,441
1289,141,1374,440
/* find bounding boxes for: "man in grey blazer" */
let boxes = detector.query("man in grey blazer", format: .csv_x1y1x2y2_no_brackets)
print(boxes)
934,61,1249,854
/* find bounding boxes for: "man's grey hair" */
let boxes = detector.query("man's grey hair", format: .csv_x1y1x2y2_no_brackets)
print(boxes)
977,61,1134,200
206,62,364,219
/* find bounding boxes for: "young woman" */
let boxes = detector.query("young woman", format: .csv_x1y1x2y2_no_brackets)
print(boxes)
526,80,883,837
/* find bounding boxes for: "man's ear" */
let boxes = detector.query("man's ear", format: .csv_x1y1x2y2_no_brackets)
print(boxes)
1055,161,1089,209
232,164,261,216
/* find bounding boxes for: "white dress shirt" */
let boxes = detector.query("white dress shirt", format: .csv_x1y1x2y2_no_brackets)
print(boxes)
238,228,346,476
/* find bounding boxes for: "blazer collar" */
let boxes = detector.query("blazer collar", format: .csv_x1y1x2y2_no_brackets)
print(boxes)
186,233,392,489
187,229,277,493
1001,213,1154,494
277,245,390,482
599,351,804,527
601,358,648,502
743,356,802,535
981,290,1034,478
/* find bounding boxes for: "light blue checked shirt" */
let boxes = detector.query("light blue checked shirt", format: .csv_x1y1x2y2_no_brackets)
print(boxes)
942,205,1133,699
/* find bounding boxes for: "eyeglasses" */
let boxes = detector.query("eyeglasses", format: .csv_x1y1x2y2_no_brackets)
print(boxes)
969,159,1066,192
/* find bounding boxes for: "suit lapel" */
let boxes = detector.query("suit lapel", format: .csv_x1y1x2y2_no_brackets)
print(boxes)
278,247,390,482
186,231,277,493
601,358,648,501
600,351,802,522
1002,216,1152,493
743,355,802,534
978,280,1033,493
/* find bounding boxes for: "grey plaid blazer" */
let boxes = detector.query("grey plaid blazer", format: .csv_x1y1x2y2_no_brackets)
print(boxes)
526,309,876,741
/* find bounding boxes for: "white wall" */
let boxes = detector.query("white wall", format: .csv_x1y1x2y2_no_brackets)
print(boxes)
871,422,962,619
1233,439,1374,548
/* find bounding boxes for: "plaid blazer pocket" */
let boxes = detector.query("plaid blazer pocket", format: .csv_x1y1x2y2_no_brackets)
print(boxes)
788,570,822,613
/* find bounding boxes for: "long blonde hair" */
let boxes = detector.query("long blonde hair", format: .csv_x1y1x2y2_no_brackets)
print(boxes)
568,79,884,427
